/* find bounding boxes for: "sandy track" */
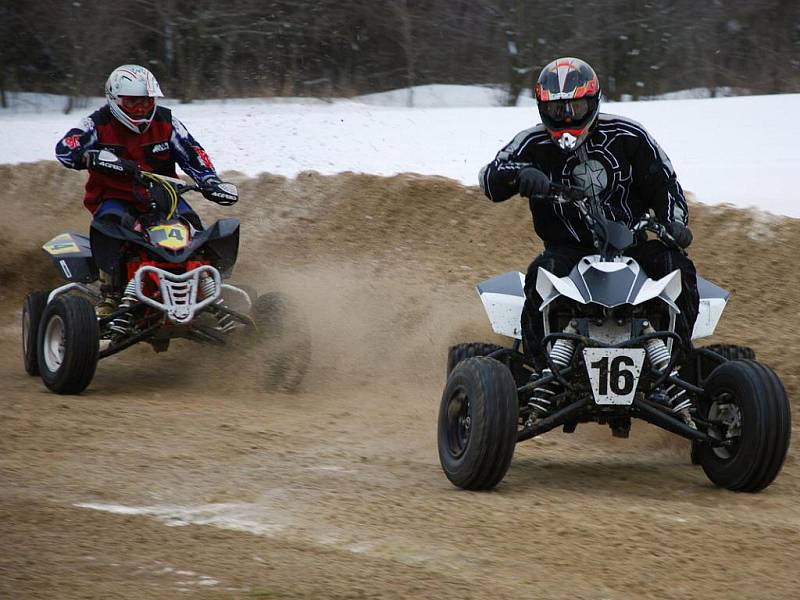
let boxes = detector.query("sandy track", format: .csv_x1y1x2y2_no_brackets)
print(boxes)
1,163,798,599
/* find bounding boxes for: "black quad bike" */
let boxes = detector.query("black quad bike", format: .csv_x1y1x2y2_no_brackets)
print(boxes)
22,151,309,394
438,183,790,493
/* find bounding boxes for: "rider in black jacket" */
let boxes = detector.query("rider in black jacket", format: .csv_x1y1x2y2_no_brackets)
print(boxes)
479,57,699,383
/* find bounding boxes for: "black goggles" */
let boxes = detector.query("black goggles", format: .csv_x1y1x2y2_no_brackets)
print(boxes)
540,98,592,122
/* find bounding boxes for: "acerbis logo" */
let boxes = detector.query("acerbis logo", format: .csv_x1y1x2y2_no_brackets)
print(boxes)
151,142,169,153
99,160,124,171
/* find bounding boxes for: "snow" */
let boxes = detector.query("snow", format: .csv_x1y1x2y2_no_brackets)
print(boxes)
2,86,798,217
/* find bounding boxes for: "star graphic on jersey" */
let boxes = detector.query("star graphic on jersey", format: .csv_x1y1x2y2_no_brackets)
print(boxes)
572,159,608,196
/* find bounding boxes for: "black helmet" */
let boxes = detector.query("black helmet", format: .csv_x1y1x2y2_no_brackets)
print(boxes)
535,57,601,151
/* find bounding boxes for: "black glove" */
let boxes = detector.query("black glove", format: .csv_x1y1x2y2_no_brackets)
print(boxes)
666,221,693,249
201,176,239,206
518,168,550,199
84,149,137,176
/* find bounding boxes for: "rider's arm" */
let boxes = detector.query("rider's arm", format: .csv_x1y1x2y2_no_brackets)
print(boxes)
630,127,688,226
168,115,219,184
55,115,99,170
479,126,547,202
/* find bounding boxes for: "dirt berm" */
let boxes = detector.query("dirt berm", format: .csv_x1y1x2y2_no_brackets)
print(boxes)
1,162,798,599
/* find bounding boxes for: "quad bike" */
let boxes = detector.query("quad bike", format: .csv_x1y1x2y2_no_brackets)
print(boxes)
22,151,309,394
438,183,790,493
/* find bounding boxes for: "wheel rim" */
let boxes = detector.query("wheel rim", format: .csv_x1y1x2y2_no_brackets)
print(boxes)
43,315,66,372
445,387,471,458
22,307,31,356
707,392,742,460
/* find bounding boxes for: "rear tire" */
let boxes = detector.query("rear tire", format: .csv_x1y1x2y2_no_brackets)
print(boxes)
705,344,756,361
447,342,528,386
446,342,504,376
252,292,310,392
696,360,790,492
37,295,100,394
438,357,518,490
22,290,49,376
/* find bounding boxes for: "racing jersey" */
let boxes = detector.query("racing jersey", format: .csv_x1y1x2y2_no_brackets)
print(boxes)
479,113,688,248
55,105,218,213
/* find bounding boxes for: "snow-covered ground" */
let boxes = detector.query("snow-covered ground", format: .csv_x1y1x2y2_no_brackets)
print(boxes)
2,86,797,217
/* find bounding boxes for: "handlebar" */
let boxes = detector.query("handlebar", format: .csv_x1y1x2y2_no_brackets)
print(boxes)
530,181,585,204
135,170,200,195
527,176,685,253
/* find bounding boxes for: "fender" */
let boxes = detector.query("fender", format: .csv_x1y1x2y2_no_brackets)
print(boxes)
42,232,99,283
476,271,729,341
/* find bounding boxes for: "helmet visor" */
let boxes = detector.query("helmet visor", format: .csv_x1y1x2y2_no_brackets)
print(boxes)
119,95,155,119
539,99,591,123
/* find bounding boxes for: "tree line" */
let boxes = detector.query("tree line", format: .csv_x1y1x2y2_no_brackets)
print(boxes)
3,0,799,109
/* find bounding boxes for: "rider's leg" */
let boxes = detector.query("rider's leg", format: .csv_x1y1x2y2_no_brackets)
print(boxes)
522,245,587,369
93,200,138,317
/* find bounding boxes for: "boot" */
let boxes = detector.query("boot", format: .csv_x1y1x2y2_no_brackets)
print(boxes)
96,270,119,318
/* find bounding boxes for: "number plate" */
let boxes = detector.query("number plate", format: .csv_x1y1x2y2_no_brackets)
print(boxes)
583,348,646,405
147,223,189,250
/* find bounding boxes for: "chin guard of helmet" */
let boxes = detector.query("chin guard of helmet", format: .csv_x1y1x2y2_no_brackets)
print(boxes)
556,132,579,151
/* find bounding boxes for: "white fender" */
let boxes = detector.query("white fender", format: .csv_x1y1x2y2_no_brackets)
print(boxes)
536,267,586,308
631,269,682,309
476,272,525,338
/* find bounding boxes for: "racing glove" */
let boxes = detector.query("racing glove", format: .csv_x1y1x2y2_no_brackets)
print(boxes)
518,168,550,199
84,149,138,177
201,176,239,206
666,221,693,249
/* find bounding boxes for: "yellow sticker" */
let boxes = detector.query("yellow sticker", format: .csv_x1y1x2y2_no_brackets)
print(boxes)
147,223,189,250
43,233,80,255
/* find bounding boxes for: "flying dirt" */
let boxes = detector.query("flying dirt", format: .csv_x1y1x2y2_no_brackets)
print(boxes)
1,162,798,599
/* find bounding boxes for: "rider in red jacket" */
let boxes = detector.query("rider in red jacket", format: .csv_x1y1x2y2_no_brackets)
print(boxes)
56,64,234,216
55,64,238,314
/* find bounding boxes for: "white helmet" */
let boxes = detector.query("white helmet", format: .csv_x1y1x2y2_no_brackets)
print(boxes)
105,64,164,133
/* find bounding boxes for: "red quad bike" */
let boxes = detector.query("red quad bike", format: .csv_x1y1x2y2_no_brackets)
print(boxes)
438,183,790,493
22,152,309,394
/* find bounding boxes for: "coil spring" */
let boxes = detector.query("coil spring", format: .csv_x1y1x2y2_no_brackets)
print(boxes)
201,276,236,333
645,338,671,372
529,322,578,417
200,276,217,300
550,320,578,369
550,338,576,369
529,371,560,416
109,279,137,334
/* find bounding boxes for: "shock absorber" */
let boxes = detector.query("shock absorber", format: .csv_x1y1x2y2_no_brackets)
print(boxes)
643,321,695,427
529,321,579,417
109,278,138,335
201,275,236,333
642,321,670,372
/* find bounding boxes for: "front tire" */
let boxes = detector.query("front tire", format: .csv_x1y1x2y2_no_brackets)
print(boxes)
690,344,758,465
37,295,100,394
696,360,790,492
437,357,518,490
22,290,49,376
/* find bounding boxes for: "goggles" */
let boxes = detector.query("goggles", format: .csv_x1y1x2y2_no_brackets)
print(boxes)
119,95,155,118
539,98,592,122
